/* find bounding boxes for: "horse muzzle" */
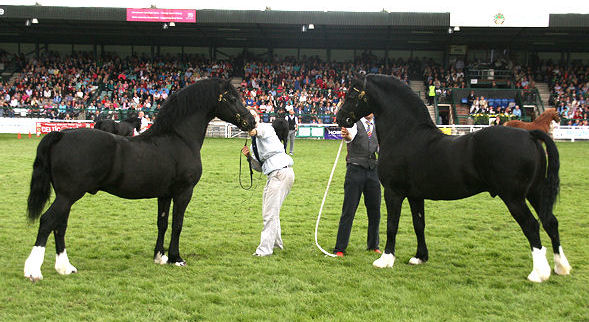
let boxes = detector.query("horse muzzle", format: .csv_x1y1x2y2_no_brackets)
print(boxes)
336,113,356,127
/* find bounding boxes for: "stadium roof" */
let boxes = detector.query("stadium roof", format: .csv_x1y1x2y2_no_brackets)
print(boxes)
1,5,589,51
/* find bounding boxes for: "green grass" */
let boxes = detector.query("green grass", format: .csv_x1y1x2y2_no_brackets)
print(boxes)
1,134,588,320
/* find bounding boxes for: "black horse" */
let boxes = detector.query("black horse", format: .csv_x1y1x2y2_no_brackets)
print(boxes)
24,78,255,281
94,117,141,136
336,74,571,282
272,113,289,152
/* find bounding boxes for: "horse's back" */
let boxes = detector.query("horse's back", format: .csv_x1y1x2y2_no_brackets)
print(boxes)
471,126,544,194
48,129,120,195
504,120,527,129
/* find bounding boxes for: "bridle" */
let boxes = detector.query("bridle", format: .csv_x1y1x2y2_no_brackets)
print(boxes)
216,88,256,190
344,77,368,123
218,89,250,129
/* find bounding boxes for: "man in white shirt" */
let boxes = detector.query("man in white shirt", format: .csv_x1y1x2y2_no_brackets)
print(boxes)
137,111,150,134
241,109,295,256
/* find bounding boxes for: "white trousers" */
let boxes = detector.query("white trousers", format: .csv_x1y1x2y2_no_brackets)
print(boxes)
255,167,295,256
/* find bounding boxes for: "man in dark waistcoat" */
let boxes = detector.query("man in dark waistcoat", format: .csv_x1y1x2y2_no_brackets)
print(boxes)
286,108,298,155
334,113,381,257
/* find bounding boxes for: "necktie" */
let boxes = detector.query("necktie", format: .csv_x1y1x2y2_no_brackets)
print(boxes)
366,121,373,138
251,136,262,164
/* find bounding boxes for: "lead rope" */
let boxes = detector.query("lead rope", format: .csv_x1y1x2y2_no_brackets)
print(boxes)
315,139,344,257
239,137,254,190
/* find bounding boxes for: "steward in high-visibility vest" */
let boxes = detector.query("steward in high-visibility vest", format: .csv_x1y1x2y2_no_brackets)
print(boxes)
428,85,436,105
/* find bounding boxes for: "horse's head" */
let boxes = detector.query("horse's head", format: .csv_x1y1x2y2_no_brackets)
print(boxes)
550,108,561,123
215,80,256,132
336,77,372,127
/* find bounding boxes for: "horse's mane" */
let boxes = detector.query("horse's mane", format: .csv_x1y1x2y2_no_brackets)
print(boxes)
143,78,225,136
367,74,438,130
535,108,557,123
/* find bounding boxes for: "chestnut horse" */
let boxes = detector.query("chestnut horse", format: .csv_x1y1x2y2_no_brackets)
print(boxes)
504,108,560,134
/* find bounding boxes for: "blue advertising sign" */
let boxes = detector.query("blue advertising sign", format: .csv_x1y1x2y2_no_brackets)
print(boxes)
324,126,342,140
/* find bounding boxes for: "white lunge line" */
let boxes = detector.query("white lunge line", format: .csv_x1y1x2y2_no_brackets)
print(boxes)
315,139,344,258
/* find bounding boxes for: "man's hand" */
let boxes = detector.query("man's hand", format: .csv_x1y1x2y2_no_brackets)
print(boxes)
248,129,257,137
241,146,251,158
341,127,352,140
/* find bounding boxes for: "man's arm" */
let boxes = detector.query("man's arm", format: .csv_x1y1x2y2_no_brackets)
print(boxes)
241,146,262,172
341,124,357,143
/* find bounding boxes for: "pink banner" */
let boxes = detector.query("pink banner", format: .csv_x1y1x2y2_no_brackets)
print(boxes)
36,122,93,134
126,8,196,23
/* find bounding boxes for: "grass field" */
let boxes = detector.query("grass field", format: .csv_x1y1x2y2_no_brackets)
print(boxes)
1,133,588,320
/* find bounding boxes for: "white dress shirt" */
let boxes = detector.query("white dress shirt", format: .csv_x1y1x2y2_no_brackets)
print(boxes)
344,117,374,143
250,123,294,175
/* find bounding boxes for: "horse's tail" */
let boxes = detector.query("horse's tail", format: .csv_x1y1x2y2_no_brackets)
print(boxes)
529,129,560,218
27,131,63,221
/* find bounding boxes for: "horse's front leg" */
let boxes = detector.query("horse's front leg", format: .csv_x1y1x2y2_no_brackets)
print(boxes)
154,197,171,264
408,197,428,265
373,188,405,268
167,188,194,266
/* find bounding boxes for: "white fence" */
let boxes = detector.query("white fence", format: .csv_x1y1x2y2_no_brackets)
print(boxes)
1,117,587,141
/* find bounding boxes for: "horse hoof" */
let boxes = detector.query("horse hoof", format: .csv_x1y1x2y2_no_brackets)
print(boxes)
528,247,551,282
55,250,77,275
554,262,571,276
24,271,43,282
408,257,424,265
373,253,395,268
154,252,168,265
554,247,572,275
174,261,186,267
55,264,78,275
24,246,45,282
527,270,549,283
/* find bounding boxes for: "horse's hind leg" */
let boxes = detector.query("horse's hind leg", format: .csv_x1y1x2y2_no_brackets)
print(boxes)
53,197,77,276
154,197,171,265
24,195,72,281
527,190,571,275
502,197,550,282
408,198,428,265
167,188,194,266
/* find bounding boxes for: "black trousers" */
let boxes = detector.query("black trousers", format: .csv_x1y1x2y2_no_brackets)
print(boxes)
334,164,381,253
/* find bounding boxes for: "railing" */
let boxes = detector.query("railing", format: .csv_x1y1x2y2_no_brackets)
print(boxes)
466,68,513,82
0,106,338,124
435,87,544,125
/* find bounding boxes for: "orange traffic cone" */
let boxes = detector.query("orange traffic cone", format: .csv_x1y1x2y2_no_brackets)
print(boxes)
17,133,21,139
28,131,32,139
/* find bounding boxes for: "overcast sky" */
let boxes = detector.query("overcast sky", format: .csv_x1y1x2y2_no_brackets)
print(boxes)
3,0,588,27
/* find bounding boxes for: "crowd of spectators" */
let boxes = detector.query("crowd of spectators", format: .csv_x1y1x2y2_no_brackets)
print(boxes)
4,51,589,126
1,51,417,123
1,51,100,119
238,53,410,124
0,51,234,121
542,61,589,124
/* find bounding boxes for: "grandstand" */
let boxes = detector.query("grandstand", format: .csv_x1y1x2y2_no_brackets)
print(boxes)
2,4,589,131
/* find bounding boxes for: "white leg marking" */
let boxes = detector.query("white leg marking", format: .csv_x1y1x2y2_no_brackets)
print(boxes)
154,252,168,265
54,249,77,275
373,252,395,268
24,246,45,281
554,246,572,275
527,246,551,283
408,257,424,265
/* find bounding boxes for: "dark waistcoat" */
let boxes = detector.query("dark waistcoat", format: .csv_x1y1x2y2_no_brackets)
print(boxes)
346,120,378,170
